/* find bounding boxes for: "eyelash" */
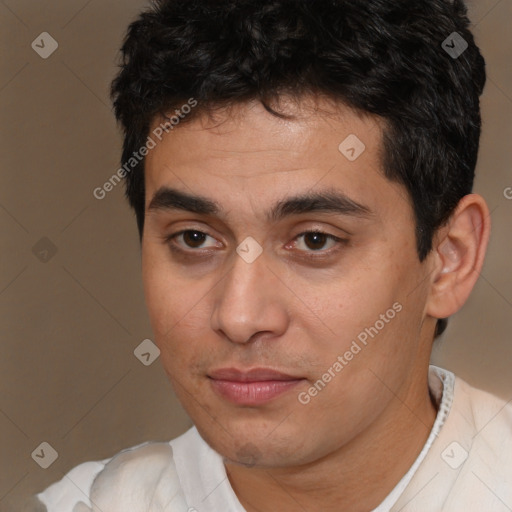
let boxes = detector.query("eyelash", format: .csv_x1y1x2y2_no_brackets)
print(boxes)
164,229,347,259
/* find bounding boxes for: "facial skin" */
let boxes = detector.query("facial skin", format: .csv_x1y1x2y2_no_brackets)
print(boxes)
142,96,490,511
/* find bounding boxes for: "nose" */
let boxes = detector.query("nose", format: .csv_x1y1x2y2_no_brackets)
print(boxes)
210,249,289,344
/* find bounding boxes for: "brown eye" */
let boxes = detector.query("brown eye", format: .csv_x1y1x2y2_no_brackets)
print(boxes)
303,232,329,250
165,229,219,252
294,231,342,253
182,230,207,248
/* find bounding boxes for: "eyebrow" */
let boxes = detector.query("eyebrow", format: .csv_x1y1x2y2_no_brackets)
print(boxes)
147,186,373,223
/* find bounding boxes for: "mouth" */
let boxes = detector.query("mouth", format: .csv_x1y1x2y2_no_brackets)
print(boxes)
208,367,306,405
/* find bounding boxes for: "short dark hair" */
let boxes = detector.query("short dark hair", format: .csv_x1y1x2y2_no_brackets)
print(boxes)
110,0,486,337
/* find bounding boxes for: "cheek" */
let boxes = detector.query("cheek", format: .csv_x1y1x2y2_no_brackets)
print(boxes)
143,268,179,338
315,272,399,339
142,253,215,370
142,244,197,333
299,261,416,388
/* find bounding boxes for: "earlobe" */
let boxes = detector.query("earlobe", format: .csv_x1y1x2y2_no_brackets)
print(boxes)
426,193,491,320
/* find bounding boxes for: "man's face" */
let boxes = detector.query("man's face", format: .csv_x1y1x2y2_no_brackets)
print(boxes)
142,97,435,468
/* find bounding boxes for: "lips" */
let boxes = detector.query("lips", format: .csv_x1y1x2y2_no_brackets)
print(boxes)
208,367,305,405
209,367,300,382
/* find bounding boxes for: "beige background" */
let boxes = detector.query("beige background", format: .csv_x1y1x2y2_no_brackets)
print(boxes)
1,0,511,509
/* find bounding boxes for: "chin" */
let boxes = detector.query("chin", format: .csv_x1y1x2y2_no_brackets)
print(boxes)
194,417,314,469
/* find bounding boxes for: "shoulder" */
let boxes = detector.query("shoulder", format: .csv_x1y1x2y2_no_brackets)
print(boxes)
454,373,512,437
430,365,512,437
36,439,189,512
35,458,107,511
392,368,512,510
453,374,512,477
443,374,512,507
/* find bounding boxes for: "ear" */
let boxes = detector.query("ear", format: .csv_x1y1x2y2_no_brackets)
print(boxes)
426,193,491,320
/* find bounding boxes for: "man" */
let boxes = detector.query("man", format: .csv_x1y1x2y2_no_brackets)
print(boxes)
35,0,512,510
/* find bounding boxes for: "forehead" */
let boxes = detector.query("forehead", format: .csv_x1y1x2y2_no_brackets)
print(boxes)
143,97,410,223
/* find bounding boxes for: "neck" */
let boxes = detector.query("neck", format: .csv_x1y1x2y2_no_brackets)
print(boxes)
225,372,438,512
